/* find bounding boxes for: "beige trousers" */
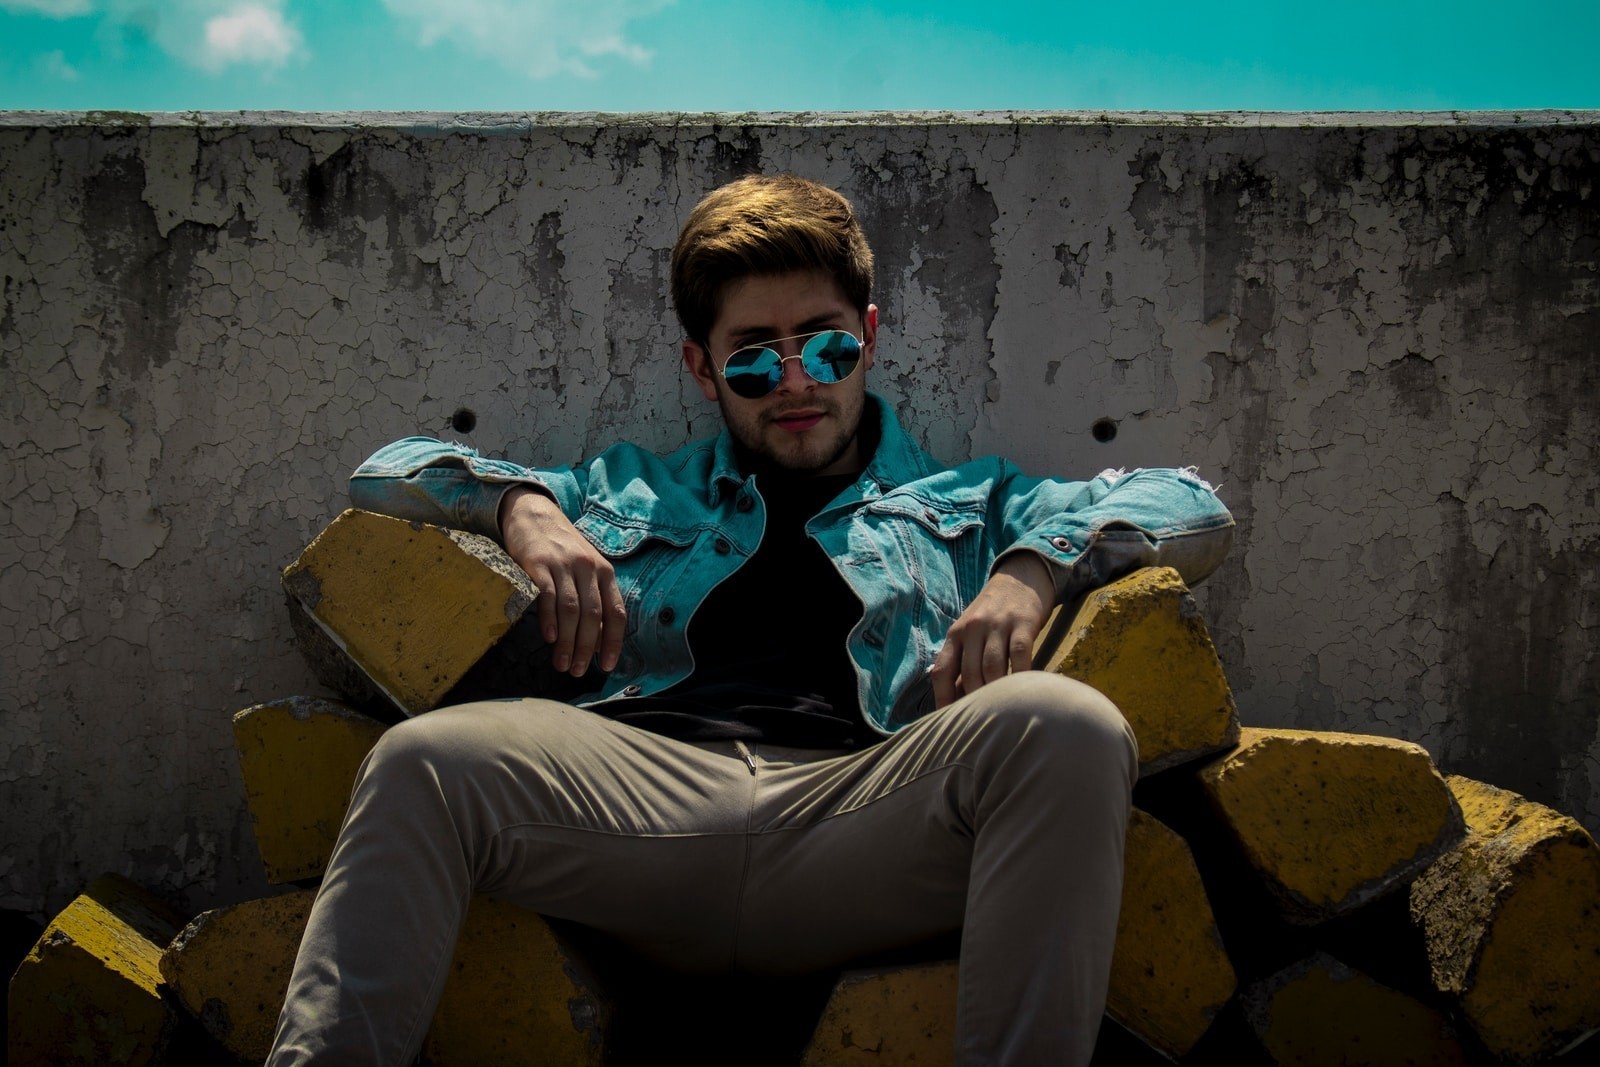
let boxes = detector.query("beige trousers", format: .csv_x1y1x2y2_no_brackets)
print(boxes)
267,671,1137,1066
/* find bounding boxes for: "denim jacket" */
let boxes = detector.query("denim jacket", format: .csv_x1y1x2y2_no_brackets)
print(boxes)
349,395,1233,735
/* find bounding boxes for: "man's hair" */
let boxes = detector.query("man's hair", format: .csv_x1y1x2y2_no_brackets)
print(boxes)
670,175,874,346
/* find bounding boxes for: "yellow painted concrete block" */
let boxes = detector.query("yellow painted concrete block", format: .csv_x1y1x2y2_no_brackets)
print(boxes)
1036,567,1239,774
159,889,313,1063
1197,728,1465,924
161,891,611,1065
7,874,181,1066
1410,776,1600,1065
425,897,611,1066
233,696,389,883
798,811,1234,1065
282,508,538,715
1241,953,1467,1066
1108,809,1235,1060
800,961,957,1066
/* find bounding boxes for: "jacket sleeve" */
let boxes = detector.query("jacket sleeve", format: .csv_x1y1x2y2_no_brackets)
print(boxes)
992,465,1235,602
346,437,586,540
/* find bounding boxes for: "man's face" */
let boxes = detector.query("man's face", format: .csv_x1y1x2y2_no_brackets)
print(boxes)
684,269,877,477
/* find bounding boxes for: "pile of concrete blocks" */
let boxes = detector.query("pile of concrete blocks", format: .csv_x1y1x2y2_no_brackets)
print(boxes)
10,508,1600,1064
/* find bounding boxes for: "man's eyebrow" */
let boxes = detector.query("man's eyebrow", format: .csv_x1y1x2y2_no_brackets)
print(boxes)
729,315,848,346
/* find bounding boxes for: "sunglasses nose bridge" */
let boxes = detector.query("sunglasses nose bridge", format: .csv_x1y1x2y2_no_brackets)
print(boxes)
770,351,814,392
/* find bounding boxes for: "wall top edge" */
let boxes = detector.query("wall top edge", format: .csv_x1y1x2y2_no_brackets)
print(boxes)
1,108,1598,132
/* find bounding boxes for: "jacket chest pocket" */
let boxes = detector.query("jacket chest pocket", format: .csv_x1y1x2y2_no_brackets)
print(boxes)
574,510,695,628
861,499,988,618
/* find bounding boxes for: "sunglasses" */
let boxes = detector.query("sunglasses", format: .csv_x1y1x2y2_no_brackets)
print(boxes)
718,329,865,399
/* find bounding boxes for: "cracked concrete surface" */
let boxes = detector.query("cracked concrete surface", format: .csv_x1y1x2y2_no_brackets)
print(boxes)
1,111,1595,920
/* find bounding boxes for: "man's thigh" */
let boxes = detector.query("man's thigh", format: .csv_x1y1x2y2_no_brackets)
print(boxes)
369,699,758,970
730,672,1131,974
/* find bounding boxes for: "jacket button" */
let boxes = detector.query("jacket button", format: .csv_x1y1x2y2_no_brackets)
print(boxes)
1050,536,1072,550
658,606,676,625
622,684,642,697
714,537,731,554
736,495,754,512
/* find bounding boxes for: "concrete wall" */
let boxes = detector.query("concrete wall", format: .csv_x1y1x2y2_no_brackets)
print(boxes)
2,111,1595,921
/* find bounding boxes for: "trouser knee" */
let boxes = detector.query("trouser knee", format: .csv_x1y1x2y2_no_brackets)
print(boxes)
952,671,1138,786
351,699,578,816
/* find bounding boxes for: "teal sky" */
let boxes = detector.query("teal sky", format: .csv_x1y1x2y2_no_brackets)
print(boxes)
1,0,1595,113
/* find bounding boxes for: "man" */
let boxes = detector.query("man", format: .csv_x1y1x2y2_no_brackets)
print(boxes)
268,175,1233,1065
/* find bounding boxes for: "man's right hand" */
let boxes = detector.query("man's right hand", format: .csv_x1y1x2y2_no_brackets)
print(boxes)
498,485,627,677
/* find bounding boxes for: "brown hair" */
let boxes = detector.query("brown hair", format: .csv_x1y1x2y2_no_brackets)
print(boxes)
670,175,874,345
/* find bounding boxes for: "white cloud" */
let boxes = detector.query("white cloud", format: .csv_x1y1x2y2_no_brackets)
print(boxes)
199,2,302,71
381,0,670,79
40,48,81,79
3,1,308,72
0,0,95,15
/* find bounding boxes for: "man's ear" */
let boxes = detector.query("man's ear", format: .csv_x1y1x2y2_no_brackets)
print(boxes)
861,304,879,371
683,339,720,402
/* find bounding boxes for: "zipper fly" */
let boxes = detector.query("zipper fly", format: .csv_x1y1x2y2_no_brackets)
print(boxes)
733,740,758,776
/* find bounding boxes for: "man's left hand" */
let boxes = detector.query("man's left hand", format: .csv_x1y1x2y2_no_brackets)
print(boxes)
931,553,1056,708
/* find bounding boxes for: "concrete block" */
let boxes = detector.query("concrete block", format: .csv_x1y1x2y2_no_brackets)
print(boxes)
282,508,539,716
1108,809,1235,1060
1241,952,1467,1066
424,897,611,1066
159,889,313,1063
1036,567,1239,774
160,890,611,1065
232,696,389,883
1409,776,1600,1065
1197,728,1466,924
7,874,181,1066
798,812,1233,1065
800,961,957,1066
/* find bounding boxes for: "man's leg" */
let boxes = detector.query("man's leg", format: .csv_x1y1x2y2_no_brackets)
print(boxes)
267,699,756,1066
735,672,1137,1067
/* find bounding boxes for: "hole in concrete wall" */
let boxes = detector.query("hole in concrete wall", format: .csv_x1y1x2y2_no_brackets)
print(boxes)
1091,417,1118,443
451,408,477,434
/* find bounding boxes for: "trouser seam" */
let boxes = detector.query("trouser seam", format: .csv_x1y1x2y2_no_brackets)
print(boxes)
727,758,763,972
485,820,751,841
394,885,471,1062
750,760,977,834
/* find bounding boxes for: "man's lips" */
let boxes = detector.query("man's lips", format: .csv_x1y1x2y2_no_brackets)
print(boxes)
772,410,826,432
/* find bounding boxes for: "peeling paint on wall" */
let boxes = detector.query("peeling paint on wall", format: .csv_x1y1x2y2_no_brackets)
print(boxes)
0,112,1595,922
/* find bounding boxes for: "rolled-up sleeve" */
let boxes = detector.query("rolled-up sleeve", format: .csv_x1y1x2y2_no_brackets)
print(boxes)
347,437,584,540
992,465,1235,602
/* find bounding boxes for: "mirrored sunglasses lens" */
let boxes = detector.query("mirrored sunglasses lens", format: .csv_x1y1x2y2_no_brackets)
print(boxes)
724,346,782,398
801,331,862,384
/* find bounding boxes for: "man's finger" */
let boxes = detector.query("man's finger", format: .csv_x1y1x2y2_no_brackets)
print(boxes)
530,566,559,645
551,571,581,673
980,628,1009,688
931,644,959,709
569,571,604,677
1009,627,1035,676
961,631,987,702
597,571,627,673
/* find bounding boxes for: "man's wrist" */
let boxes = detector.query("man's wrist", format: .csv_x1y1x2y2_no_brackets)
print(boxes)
497,484,558,540
993,551,1057,609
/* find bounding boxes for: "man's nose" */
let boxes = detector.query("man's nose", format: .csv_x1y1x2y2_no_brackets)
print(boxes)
771,351,814,394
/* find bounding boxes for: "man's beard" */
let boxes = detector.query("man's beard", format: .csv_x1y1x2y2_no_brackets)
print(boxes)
717,392,863,476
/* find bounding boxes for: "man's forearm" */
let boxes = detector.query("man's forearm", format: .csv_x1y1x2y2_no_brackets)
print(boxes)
347,437,568,540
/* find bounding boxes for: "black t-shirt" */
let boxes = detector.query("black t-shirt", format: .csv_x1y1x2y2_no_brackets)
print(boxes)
591,461,882,749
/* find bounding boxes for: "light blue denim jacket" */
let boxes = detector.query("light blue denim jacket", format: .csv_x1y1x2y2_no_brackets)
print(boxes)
349,395,1234,735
